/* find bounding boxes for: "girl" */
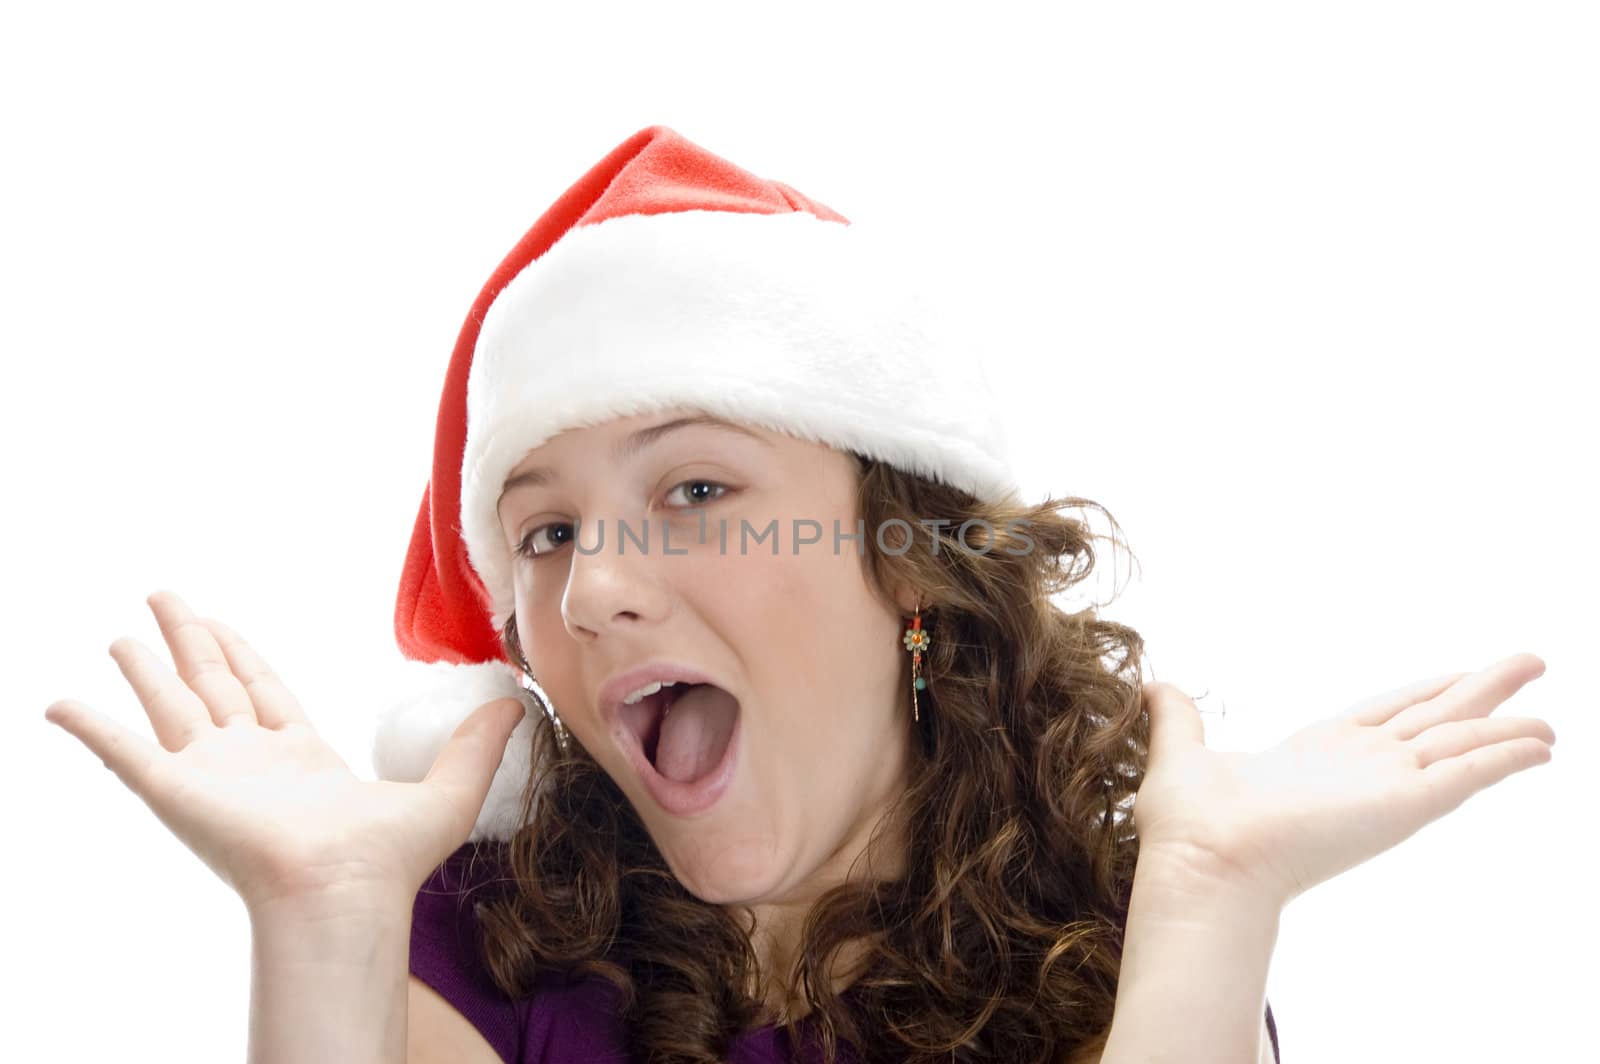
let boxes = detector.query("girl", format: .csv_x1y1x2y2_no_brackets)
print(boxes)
43,126,1555,1064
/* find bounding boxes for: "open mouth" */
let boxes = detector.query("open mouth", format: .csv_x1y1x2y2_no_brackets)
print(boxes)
626,684,678,767
616,682,742,815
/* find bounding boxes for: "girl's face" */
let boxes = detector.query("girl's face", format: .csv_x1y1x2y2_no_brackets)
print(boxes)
498,406,914,905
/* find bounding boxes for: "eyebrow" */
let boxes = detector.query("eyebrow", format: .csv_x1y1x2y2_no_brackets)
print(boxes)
497,415,771,512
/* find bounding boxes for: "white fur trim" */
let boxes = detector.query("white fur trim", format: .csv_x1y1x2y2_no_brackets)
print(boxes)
370,658,540,843
460,208,1019,631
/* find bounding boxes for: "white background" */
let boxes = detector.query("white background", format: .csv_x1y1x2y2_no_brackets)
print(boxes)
5,2,1594,1061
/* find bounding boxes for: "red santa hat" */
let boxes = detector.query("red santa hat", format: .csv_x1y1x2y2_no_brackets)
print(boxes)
371,125,1020,842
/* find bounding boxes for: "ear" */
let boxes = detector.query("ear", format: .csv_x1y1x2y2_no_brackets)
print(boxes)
889,579,923,617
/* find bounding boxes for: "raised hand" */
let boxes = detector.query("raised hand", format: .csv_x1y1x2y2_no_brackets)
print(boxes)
1132,653,1556,909
43,590,527,912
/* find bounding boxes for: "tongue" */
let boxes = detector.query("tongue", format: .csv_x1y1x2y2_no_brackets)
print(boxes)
655,684,738,784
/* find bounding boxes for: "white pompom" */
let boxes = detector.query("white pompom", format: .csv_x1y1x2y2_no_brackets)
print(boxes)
370,658,540,842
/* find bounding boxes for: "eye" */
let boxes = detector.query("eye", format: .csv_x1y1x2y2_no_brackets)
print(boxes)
513,521,575,561
663,478,730,509
511,479,731,561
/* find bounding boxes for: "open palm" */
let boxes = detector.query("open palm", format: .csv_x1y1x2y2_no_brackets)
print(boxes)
1133,653,1556,908
43,591,527,911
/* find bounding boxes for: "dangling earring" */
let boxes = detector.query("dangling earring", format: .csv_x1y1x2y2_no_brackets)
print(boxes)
902,600,931,723
507,624,571,755
518,667,571,755
523,673,571,756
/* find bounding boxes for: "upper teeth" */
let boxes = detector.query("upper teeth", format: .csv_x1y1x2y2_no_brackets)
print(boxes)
621,679,686,706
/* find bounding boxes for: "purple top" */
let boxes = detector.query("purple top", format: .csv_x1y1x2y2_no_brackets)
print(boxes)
410,843,1281,1062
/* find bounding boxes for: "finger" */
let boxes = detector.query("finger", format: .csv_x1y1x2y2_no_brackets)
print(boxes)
1141,682,1205,759
44,699,169,800
108,637,215,751
1385,653,1546,742
1415,735,1553,822
200,618,312,730
1339,670,1471,728
421,699,528,838
1407,715,1558,770
147,590,257,728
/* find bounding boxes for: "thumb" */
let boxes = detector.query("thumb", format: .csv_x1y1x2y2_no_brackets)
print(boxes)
1141,681,1206,762
421,697,528,828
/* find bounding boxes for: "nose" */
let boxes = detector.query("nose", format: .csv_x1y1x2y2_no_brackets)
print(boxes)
559,521,673,641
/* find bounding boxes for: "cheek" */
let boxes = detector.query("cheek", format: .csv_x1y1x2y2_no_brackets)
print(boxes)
725,545,834,625
517,598,590,728
736,545,890,694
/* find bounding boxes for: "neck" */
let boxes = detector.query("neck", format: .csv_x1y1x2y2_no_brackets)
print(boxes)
751,934,878,1024
737,763,912,1023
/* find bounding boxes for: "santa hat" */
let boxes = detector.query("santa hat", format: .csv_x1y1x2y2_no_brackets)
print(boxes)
371,124,1020,842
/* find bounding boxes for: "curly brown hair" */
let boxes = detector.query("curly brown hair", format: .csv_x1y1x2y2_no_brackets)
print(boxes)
471,453,1153,1063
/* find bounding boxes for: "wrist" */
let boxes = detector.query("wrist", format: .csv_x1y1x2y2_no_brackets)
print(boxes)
1134,841,1291,918
1100,847,1282,1063
247,880,416,941
244,883,413,1064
